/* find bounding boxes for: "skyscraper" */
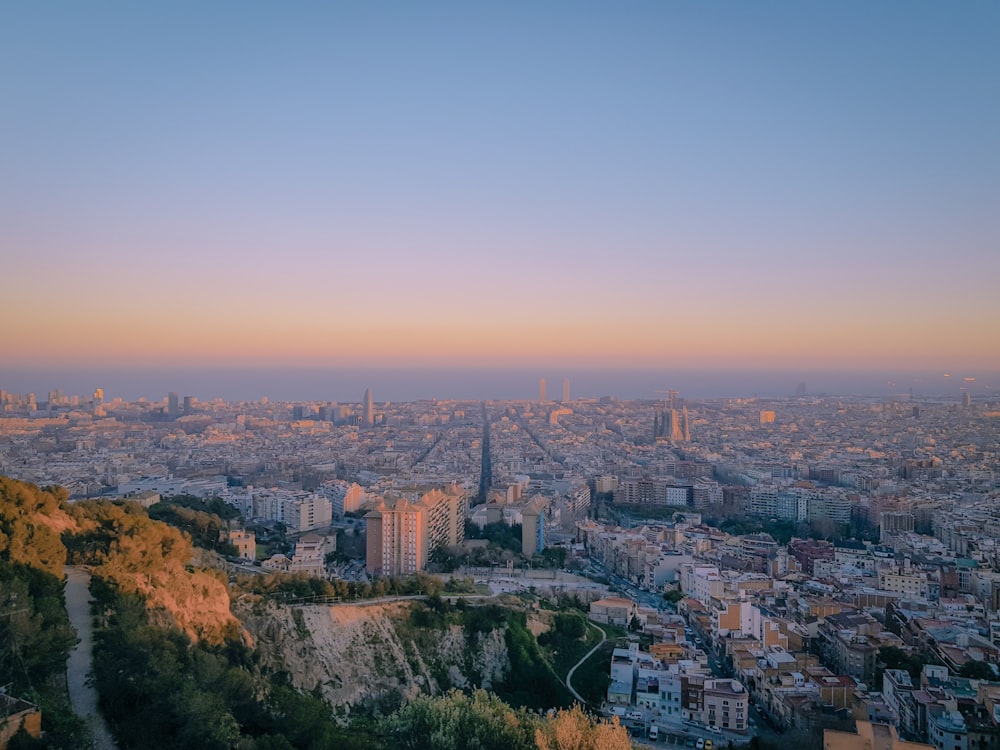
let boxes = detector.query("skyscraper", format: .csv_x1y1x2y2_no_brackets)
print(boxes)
363,388,374,426
562,377,570,403
167,392,179,418
539,378,547,403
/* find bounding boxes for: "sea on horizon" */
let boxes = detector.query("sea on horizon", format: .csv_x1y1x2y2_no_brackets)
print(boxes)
1,367,994,405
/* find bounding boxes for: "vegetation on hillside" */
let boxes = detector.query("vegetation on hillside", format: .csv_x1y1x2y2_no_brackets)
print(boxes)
91,576,379,750
232,569,454,601
402,597,573,709
0,478,89,748
1,476,630,750
0,477,70,577
147,494,240,555
65,498,238,642
384,690,630,750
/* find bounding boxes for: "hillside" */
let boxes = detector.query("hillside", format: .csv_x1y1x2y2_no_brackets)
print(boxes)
0,476,631,750
237,594,573,717
65,497,239,643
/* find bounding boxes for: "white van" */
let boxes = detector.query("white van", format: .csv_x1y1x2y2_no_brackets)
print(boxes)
649,725,659,741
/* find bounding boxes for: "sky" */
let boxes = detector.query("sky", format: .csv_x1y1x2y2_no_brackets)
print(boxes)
2,1,998,373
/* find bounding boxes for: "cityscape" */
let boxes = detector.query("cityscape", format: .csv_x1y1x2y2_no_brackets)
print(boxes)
2,379,999,749
2,2,998,750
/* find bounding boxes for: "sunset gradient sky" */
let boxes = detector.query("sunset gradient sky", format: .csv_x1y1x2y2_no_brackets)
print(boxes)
2,2,998,371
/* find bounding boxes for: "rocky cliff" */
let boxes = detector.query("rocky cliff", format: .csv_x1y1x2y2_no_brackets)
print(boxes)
236,598,512,715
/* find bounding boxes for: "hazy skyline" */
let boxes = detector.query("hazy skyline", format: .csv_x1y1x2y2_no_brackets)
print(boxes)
3,2,998,370
1,366,994,405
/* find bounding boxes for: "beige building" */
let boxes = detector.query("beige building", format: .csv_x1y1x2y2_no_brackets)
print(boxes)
129,490,161,508
823,720,934,750
228,529,257,560
365,486,468,576
589,596,638,627
703,678,749,732
289,532,333,575
878,567,929,598
367,498,428,576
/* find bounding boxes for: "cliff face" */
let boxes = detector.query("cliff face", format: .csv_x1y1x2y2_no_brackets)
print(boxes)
236,599,510,714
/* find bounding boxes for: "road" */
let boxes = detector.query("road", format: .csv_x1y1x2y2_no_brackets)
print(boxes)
565,621,607,704
64,567,118,750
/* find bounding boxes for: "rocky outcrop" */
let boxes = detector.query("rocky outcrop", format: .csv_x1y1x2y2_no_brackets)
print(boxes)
236,598,511,714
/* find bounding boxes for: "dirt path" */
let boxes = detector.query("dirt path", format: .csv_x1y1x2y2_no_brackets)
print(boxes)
64,566,118,750
565,621,607,705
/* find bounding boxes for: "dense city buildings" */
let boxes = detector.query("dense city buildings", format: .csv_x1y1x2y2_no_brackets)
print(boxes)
2,381,999,744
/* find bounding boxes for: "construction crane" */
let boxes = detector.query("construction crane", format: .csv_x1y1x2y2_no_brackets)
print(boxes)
653,389,679,410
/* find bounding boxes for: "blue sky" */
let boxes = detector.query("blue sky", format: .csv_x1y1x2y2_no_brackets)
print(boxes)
2,2,998,370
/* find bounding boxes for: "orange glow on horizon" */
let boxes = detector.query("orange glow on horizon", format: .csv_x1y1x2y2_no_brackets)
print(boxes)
4,316,997,371
3,272,997,371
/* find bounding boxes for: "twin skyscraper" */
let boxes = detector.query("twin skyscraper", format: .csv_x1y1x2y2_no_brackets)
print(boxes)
538,377,570,403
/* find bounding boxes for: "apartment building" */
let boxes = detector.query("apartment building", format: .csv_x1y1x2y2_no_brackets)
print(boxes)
251,488,333,532
703,678,749,732
614,477,692,506
365,486,468,575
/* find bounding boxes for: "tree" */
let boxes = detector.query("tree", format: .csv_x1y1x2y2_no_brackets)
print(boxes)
535,705,632,750
148,502,233,553
876,646,926,682
541,547,567,569
0,477,68,577
958,661,997,680
552,613,587,640
663,589,684,604
0,563,78,697
386,689,536,750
